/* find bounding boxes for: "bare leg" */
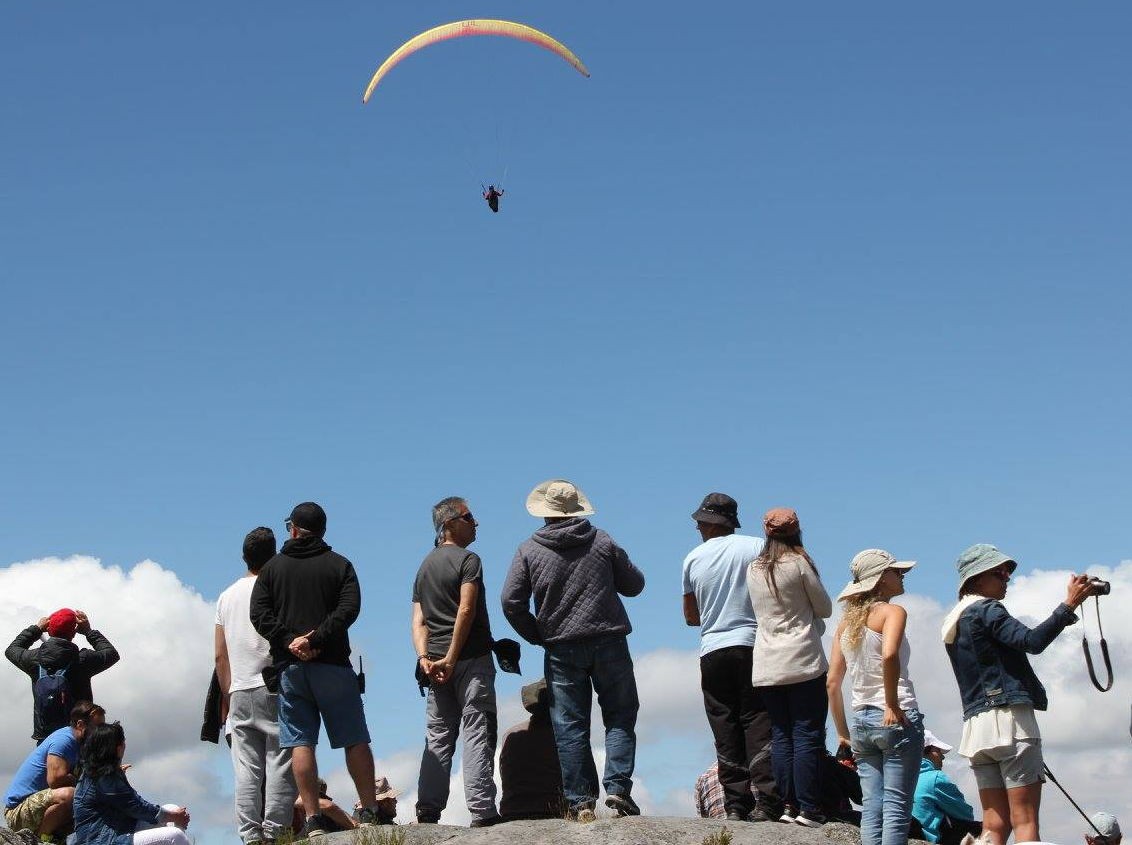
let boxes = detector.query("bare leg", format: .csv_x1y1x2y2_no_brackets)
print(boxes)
977,787,1011,845
1006,782,1042,844
39,788,74,836
291,746,320,821
345,743,376,809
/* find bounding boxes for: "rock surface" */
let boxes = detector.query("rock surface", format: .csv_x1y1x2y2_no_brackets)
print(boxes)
325,817,865,845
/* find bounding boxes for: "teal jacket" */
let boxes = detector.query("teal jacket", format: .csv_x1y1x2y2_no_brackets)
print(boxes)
912,759,975,843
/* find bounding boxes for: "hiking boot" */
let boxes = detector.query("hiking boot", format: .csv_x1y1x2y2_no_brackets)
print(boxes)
469,815,502,828
794,810,827,828
416,810,440,824
299,814,330,838
747,806,775,822
604,793,640,817
569,805,597,823
355,806,379,826
726,811,747,821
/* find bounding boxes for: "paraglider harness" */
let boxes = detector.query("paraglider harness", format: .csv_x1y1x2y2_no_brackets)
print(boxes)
1080,582,1113,692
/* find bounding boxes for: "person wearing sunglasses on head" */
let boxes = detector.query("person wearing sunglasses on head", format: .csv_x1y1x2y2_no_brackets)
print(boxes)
941,544,1102,845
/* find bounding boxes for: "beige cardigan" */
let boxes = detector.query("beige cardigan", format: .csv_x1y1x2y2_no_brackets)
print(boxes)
747,552,833,686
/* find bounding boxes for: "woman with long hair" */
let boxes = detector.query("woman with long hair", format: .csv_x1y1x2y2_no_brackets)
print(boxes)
73,722,191,845
827,549,924,845
747,507,833,827
941,544,1099,845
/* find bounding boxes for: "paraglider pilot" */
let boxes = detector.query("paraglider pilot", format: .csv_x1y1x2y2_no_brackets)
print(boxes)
483,185,504,213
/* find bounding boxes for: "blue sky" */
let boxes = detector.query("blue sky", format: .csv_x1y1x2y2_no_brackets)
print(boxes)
2,0,1131,837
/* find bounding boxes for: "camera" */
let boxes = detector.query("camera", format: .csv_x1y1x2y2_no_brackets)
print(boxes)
1088,577,1111,596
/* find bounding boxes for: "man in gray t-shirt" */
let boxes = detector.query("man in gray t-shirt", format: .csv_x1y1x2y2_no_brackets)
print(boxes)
410,496,499,827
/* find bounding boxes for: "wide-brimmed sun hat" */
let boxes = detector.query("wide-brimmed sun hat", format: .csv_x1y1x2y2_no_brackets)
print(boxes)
526,479,595,518
837,549,916,601
374,776,400,800
956,543,1016,593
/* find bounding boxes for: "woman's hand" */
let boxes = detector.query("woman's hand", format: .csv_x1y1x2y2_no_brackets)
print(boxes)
883,705,908,727
164,807,190,829
1065,573,1093,609
837,735,852,751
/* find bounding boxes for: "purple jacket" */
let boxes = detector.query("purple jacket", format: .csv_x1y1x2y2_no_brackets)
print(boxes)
501,518,645,645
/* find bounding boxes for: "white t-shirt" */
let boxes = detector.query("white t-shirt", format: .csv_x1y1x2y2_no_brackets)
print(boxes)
682,534,763,656
215,575,270,693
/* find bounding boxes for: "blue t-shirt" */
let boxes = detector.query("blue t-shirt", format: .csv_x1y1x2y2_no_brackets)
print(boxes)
5,726,80,808
682,534,763,656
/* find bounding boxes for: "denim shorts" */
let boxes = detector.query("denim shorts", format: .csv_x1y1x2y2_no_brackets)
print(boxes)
278,662,370,750
969,738,1044,790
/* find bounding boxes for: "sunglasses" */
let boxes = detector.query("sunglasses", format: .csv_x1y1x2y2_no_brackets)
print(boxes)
284,519,293,531
450,512,476,524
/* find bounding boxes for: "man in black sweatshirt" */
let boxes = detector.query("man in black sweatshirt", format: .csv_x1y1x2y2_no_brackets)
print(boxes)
250,501,381,838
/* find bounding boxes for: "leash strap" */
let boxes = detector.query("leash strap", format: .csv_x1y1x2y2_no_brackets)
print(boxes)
1082,596,1114,692
1043,763,1105,837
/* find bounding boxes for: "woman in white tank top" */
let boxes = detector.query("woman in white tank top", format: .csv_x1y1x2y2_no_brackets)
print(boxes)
827,549,925,845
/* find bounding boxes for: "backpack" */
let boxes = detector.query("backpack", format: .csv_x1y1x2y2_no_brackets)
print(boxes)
33,664,71,733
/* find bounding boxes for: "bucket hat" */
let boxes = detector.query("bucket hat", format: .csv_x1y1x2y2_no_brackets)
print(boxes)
374,776,400,801
837,549,915,601
526,479,594,518
956,543,1016,593
692,493,740,529
521,678,549,714
1090,813,1121,839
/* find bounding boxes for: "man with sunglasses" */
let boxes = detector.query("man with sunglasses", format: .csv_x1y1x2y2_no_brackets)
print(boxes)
410,497,500,827
250,502,382,838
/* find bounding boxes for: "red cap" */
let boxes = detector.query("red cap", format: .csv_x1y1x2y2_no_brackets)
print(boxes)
47,608,78,640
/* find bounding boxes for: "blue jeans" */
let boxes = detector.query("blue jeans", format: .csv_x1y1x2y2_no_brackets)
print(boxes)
758,675,827,815
544,635,639,810
851,706,925,845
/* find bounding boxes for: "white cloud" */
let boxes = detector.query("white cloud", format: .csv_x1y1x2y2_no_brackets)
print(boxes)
3,556,1128,845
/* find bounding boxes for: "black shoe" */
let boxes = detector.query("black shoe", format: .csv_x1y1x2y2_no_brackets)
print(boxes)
747,806,775,822
469,815,502,828
604,793,641,817
299,814,330,838
794,810,827,828
416,811,440,824
726,811,746,821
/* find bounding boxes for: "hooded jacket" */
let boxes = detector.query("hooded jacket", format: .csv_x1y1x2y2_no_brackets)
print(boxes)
912,758,976,843
249,536,360,667
6,626,120,741
941,596,1076,719
501,517,645,645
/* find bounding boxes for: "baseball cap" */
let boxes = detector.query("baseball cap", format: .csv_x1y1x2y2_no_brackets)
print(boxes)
287,502,327,537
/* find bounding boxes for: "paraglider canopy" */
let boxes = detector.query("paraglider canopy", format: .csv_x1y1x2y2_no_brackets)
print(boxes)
362,19,590,104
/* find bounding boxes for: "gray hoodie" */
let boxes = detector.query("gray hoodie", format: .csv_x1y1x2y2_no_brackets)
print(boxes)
501,518,645,645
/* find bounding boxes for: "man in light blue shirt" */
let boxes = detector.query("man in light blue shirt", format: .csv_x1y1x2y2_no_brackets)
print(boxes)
682,493,781,822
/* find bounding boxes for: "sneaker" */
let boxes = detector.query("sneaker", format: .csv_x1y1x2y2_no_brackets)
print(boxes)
747,806,775,822
469,815,502,828
778,805,798,823
355,807,379,826
794,811,827,828
299,814,330,838
726,811,747,822
416,810,440,824
604,793,641,817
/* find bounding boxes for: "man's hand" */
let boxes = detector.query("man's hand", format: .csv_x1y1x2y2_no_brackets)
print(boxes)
75,611,92,635
36,616,49,631
428,657,454,685
288,632,320,662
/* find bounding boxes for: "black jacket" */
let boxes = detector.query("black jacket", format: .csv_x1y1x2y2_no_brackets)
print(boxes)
250,537,360,667
6,626,120,740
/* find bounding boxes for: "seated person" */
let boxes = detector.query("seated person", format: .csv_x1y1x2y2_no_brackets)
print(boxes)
1087,812,1121,845
292,780,355,833
73,722,191,845
499,679,564,821
695,753,860,824
354,777,399,825
912,729,981,845
4,701,104,841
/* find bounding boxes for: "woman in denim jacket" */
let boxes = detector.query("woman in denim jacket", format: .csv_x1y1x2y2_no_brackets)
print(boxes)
828,549,923,845
941,544,1097,845
73,722,191,845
